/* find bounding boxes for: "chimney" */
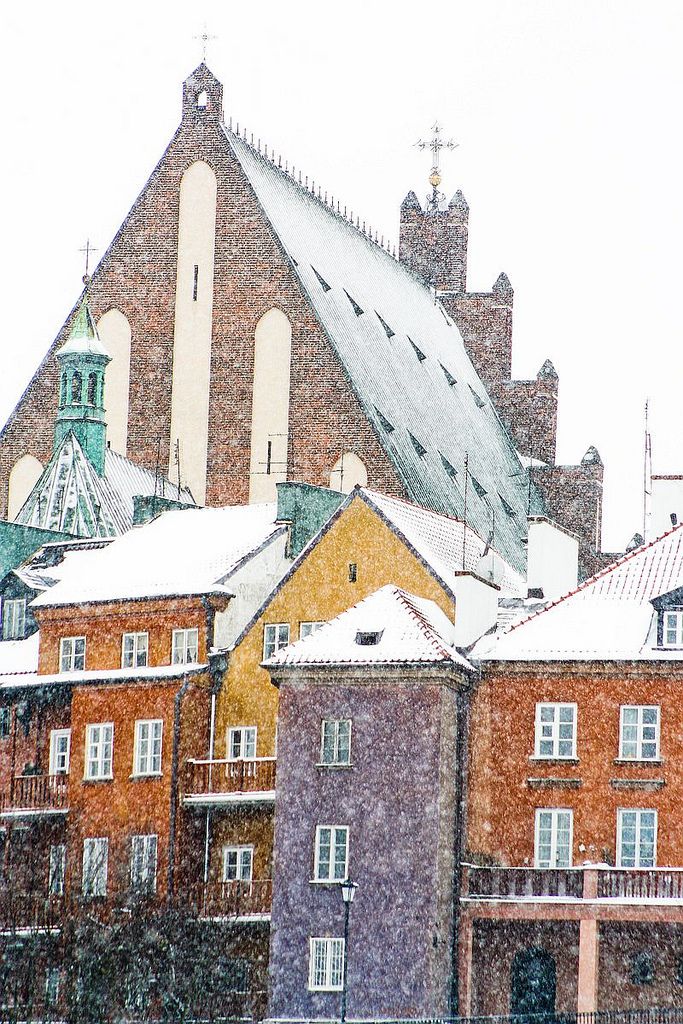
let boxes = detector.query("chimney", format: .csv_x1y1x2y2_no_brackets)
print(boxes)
526,517,579,600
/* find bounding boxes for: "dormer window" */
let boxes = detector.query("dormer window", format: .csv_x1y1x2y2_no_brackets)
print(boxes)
355,630,383,646
663,609,683,647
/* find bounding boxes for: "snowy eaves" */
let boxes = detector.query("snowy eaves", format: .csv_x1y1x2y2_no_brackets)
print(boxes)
265,584,473,669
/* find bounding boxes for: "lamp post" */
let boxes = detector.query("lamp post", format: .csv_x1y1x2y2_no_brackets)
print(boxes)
339,878,358,1024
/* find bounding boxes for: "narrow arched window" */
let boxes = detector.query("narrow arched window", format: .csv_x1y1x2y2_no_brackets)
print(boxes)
87,373,97,406
197,90,208,110
60,373,67,407
71,371,82,404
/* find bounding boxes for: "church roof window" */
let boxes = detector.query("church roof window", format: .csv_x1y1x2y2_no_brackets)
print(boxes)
311,266,331,292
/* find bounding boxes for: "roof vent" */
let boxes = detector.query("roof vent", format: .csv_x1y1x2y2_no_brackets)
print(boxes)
468,384,486,409
344,290,364,316
374,408,395,433
376,313,395,339
408,432,427,458
470,476,487,498
408,337,426,362
311,267,331,292
355,630,383,646
499,494,516,516
440,364,457,386
440,454,458,481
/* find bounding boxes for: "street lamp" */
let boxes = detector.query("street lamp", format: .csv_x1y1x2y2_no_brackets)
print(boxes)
339,879,357,1024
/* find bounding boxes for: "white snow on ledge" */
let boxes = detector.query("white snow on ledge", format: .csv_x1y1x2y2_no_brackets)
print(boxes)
0,662,208,690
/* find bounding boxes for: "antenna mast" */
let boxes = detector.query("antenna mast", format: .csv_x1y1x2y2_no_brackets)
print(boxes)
643,398,652,541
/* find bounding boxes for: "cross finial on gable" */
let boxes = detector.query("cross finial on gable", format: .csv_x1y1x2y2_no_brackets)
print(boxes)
193,24,217,64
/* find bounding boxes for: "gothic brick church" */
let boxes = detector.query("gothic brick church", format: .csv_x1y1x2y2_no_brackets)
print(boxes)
0,63,607,579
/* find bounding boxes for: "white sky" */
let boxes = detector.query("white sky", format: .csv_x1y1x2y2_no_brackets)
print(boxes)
1,0,681,552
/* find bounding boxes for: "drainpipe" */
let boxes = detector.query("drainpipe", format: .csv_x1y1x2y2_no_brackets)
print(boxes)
167,673,191,901
203,651,229,886
450,664,477,1016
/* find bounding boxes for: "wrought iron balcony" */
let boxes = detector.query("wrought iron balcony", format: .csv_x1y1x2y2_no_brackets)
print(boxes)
184,879,272,920
182,757,276,807
0,774,69,817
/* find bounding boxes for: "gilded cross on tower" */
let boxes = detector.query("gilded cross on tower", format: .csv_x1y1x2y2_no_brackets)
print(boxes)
416,122,458,209
193,25,217,63
78,238,99,286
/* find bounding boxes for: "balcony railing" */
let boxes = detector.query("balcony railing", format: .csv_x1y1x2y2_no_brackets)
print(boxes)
0,891,64,932
464,864,683,902
0,774,68,815
598,868,683,901
182,757,276,804
184,879,272,919
465,865,584,899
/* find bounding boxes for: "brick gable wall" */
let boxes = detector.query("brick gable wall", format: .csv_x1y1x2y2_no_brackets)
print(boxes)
0,112,404,517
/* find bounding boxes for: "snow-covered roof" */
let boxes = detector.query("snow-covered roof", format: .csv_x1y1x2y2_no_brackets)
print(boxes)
362,489,525,596
14,432,194,539
0,661,207,690
225,128,538,575
0,633,39,678
472,523,683,662
12,539,112,592
32,503,286,608
266,584,473,670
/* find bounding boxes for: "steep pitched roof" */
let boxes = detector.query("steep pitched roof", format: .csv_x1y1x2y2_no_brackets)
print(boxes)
14,432,193,538
223,129,534,575
32,503,287,607
362,489,525,595
472,524,683,661
266,584,472,669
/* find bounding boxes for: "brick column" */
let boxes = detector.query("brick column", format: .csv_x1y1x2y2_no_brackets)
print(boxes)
458,912,474,1017
578,867,599,1012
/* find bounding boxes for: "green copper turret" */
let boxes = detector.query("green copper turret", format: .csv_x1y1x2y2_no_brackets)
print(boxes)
54,298,111,475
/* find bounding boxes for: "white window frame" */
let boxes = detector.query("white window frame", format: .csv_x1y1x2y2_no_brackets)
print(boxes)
320,719,352,766
133,719,163,776
308,937,344,991
84,723,114,780
617,808,658,868
619,706,660,761
130,834,158,893
44,967,60,1008
228,726,257,760
263,623,290,661
82,837,108,897
172,627,199,665
48,844,66,896
121,631,149,669
534,702,577,759
60,636,86,673
662,609,683,647
534,808,573,868
314,825,349,882
2,598,26,640
300,621,324,640
49,729,71,776
222,845,254,883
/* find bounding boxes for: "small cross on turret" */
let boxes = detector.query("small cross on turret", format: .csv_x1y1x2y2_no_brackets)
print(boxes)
416,122,458,210
78,238,99,287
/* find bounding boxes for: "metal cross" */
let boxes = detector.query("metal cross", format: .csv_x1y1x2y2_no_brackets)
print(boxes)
193,25,217,63
416,122,458,175
78,239,99,284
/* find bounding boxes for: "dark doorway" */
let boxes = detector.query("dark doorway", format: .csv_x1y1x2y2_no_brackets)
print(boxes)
510,947,556,1019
